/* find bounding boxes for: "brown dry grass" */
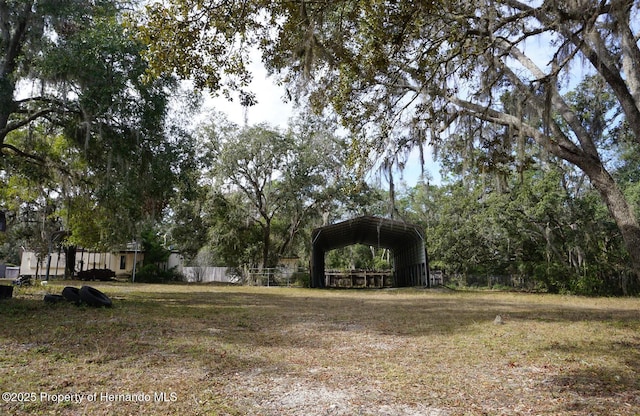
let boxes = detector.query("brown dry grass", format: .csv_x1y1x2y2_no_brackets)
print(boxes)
0,281,639,415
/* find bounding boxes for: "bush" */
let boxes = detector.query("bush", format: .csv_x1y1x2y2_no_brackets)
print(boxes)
293,271,310,288
135,264,181,283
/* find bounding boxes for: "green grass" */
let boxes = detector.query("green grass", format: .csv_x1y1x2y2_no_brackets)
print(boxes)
0,281,639,415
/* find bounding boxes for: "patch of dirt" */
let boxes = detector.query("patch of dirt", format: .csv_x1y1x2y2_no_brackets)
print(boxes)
226,372,451,416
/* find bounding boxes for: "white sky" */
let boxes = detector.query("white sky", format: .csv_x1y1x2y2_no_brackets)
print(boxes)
204,56,295,128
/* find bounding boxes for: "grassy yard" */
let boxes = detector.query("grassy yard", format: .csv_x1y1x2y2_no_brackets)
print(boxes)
0,281,639,415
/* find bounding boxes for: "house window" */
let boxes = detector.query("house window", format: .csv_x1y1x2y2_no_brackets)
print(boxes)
120,255,126,270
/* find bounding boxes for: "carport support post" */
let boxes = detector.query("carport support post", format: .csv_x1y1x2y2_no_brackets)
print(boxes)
310,248,324,288
311,230,325,288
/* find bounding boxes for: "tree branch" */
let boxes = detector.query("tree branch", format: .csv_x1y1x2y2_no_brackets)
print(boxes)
495,37,601,161
528,1,640,144
1,142,46,164
0,107,59,137
447,95,587,166
0,1,31,77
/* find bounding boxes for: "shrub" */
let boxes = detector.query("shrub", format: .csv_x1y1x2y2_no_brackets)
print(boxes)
135,264,181,283
293,271,310,288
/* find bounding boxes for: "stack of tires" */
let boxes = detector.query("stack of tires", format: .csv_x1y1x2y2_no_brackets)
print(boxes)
44,286,112,307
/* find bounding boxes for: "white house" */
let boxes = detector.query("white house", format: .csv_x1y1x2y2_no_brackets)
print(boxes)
19,247,183,279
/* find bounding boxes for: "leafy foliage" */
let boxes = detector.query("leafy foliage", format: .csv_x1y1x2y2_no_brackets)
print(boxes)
198,114,346,268
138,0,640,284
1,1,200,257
133,227,180,283
398,149,635,295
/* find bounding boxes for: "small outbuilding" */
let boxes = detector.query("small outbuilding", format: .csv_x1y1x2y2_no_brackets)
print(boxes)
310,215,429,288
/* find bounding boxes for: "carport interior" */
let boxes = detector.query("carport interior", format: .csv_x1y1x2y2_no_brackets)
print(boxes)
310,216,428,288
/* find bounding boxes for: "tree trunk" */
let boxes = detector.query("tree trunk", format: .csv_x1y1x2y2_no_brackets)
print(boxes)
583,164,640,285
388,162,396,219
0,2,31,144
454,95,640,287
261,220,271,270
0,77,14,144
64,245,77,279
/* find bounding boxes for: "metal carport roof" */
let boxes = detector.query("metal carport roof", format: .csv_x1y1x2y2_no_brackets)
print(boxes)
310,215,429,288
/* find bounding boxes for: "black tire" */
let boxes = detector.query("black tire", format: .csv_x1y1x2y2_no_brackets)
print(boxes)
79,286,112,307
61,286,82,305
44,294,65,304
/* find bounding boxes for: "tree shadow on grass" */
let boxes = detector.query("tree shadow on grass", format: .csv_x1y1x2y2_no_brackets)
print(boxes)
3,287,639,347
538,336,640,413
2,287,640,415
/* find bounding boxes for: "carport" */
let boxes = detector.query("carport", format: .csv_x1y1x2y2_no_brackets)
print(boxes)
310,216,429,288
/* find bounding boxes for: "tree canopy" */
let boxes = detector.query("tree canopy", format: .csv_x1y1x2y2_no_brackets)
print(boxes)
3,0,639,293
1,0,199,260
137,0,640,283
197,114,346,269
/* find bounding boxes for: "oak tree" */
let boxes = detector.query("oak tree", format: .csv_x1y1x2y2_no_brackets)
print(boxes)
138,0,640,281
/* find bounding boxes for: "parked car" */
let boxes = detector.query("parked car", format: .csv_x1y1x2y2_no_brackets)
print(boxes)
77,268,116,281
